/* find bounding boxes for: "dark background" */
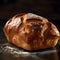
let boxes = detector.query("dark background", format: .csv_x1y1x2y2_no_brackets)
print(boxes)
0,0,60,19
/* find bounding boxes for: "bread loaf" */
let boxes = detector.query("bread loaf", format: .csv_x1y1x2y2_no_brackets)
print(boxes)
3,13,60,51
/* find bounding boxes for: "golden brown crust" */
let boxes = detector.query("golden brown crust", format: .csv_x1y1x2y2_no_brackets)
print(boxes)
3,13,60,51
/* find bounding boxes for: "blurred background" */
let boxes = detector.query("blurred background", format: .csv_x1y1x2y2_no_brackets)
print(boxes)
0,0,60,44
0,0,60,19
0,0,60,23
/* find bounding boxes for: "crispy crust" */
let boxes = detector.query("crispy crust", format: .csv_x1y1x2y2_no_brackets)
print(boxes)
3,13,60,50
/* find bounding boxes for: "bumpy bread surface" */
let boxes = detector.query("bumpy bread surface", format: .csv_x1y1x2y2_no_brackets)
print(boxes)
3,13,60,51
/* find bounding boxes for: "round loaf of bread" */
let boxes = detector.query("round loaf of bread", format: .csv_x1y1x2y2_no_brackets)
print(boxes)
3,13,60,51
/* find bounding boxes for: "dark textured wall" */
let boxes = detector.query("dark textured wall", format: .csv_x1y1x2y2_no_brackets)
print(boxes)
0,0,60,20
